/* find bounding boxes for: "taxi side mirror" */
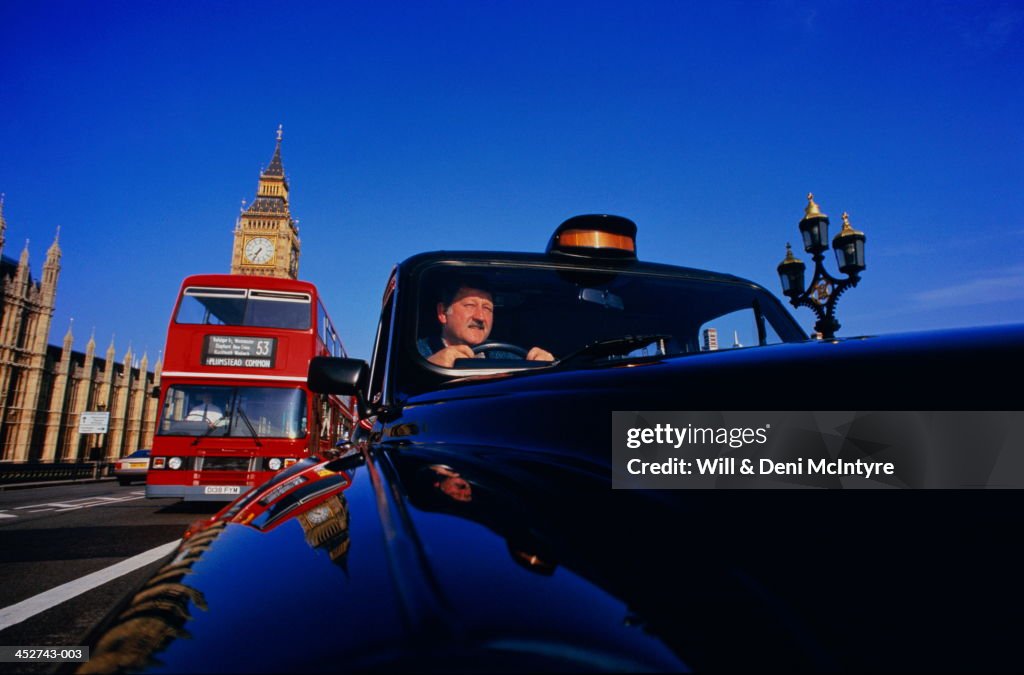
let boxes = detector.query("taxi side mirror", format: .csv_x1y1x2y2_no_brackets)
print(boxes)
308,357,370,417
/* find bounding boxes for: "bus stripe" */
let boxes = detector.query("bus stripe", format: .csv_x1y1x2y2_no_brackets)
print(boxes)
161,372,307,382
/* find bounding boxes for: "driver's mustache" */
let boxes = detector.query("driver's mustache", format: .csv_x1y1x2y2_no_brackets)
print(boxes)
467,319,486,329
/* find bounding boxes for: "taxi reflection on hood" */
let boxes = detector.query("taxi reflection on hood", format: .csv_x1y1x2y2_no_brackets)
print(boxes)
400,456,562,578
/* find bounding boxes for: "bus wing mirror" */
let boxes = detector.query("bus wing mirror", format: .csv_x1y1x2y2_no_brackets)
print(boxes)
151,386,161,399
308,356,369,402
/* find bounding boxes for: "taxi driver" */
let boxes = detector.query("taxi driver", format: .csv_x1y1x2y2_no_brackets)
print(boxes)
422,281,554,368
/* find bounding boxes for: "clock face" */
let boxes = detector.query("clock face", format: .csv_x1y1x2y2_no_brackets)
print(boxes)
306,505,330,525
244,237,275,265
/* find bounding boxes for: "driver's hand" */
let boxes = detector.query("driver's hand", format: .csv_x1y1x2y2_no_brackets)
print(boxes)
527,347,554,362
428,344,476,368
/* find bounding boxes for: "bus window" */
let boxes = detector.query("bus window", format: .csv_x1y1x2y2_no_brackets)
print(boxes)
334,330,343,357
318,302,329,346
160,385,306,439
160,385,233,436
318,303,344,357
247,291,311,329
176,288,246,325
176,287,311,329
230,388,307,439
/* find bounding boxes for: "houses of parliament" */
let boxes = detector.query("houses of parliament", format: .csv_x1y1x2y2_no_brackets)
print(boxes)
0,129,299,464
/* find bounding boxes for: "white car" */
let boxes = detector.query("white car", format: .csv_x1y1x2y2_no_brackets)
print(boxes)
114,449,150,485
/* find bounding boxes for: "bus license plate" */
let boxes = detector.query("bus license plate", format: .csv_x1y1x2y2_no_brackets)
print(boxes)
204,486,241,495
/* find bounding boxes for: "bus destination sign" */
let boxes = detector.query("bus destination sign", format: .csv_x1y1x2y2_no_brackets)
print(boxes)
202,335,277,368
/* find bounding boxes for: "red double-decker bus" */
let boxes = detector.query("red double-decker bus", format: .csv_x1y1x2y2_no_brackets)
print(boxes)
146,274,355,501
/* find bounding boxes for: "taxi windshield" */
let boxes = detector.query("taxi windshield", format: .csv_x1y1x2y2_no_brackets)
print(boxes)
414,263,804,371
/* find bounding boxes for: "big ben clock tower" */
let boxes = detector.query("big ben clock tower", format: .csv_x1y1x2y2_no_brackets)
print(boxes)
231,126,301,279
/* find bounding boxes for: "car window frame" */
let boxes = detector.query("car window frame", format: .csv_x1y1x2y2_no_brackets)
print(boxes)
390,255,806,398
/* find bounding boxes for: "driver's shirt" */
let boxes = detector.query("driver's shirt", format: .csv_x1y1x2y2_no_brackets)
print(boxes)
185,404,224,425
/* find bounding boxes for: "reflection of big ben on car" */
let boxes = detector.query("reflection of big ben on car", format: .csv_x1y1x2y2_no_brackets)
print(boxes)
298,495,351,565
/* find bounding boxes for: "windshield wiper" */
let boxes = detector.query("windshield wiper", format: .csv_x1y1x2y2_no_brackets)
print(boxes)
191,416,225,446
235,406,262,447
555,334,673,367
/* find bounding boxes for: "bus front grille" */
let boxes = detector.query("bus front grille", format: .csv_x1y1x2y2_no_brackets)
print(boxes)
200,457,252,472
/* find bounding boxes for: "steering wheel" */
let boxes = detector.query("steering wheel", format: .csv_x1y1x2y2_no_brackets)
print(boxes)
472,342,529,358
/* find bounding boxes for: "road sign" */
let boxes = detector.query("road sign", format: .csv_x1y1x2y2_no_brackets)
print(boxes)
78,412,110,434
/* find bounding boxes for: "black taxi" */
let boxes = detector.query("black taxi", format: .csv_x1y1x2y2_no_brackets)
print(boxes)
82,216,1024,672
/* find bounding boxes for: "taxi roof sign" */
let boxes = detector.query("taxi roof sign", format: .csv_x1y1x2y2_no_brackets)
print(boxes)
546,214,637,259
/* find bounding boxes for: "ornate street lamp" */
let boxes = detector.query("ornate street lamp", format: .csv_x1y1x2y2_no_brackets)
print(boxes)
777,193,867,339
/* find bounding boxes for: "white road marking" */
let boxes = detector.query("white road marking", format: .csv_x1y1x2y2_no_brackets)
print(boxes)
14,493,145,513
0,540,180,631
0,511,15,519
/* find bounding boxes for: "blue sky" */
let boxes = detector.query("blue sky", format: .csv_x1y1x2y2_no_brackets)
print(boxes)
2,0,1022,361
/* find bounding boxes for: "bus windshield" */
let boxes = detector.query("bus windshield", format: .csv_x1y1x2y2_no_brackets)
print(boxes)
176,287,312,329
159,385,307,439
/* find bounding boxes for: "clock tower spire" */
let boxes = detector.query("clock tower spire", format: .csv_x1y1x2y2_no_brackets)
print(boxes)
231,125,301,278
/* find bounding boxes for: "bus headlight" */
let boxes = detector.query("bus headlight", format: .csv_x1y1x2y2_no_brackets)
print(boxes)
267,458,283,471
168,457,183,470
